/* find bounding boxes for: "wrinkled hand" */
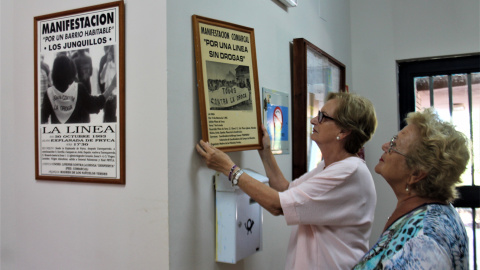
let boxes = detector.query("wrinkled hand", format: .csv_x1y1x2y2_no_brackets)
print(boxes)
196,140,234,175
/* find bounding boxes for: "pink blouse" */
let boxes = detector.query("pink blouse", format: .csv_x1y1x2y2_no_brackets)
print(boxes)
279,157,376,270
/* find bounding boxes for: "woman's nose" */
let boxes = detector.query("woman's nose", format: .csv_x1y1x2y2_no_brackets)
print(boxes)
381,142,389,152
310,116,317,125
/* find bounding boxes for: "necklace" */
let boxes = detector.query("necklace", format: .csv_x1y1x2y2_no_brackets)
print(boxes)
384,196,422,231
384,196,446,231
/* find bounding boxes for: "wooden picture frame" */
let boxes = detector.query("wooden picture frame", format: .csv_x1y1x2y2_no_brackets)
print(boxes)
292,38,345,180
192,15,262,152
34,1,125,184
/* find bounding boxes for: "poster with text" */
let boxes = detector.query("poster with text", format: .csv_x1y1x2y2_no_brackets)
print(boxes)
193,15,262,152
34,1,125,184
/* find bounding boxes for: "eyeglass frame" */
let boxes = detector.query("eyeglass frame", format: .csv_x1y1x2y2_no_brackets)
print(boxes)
388,135,408,157
317,111,337,123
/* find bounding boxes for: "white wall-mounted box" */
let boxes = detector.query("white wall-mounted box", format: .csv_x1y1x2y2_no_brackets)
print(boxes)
215,169,268,264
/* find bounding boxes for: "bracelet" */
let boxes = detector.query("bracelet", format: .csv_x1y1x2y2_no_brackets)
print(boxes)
231,169,244,187
228,164,237,181
231,167,241,180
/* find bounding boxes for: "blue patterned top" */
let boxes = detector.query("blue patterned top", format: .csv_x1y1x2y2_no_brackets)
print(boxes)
353,203,468,270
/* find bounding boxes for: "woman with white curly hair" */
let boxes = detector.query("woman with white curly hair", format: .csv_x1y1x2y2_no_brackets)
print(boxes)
354,108,470,269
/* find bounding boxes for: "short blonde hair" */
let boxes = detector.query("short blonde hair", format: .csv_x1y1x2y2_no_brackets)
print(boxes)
405,108,470,202
327,92,377,154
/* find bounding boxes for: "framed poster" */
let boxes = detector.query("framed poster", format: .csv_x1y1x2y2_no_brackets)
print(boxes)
262,87,289,155
34,1,125,184
192,15,262,152
292,38,345,180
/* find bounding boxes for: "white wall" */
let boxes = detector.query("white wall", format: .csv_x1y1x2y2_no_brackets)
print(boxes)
0,0,169,269
167,0,352,269
350,0,480,244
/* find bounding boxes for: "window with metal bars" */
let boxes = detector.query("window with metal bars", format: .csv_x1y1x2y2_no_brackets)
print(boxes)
398,54,480,269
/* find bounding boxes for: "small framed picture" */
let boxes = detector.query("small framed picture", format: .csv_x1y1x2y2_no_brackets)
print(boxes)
262,87,289,155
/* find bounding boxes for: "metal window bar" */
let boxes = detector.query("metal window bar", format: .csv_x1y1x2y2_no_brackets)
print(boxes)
424,73,478,269
456,73,476,270
429,76,434,107
448,75,453,121
475,209,478,270
468,73,475,186
467,73,477,270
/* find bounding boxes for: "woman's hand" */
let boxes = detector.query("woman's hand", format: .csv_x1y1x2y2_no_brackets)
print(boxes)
196,140,235,176
258,125,271,157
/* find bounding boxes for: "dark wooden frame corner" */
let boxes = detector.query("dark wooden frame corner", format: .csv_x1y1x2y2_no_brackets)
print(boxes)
292,38,345,180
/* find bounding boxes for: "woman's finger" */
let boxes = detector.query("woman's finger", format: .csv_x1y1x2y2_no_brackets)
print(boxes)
200,140,215,152
195,142,207,157
261,125,268,135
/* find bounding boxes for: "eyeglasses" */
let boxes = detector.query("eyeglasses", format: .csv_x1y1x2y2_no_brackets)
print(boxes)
388,135,408,157
317,111,336,123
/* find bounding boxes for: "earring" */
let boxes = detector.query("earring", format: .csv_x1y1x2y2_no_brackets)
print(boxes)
336,136,340,140
406,185,409,192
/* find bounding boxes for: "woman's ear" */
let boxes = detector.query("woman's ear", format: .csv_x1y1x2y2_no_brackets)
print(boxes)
339,129,352,140
410,170,427,184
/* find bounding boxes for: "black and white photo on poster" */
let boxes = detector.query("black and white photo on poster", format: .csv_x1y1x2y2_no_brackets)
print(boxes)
40,45,118,124
35,2,124,183
206,60,252,111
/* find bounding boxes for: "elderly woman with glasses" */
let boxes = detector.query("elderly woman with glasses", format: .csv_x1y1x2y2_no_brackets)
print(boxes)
353,108,470,269
196,92,378,269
